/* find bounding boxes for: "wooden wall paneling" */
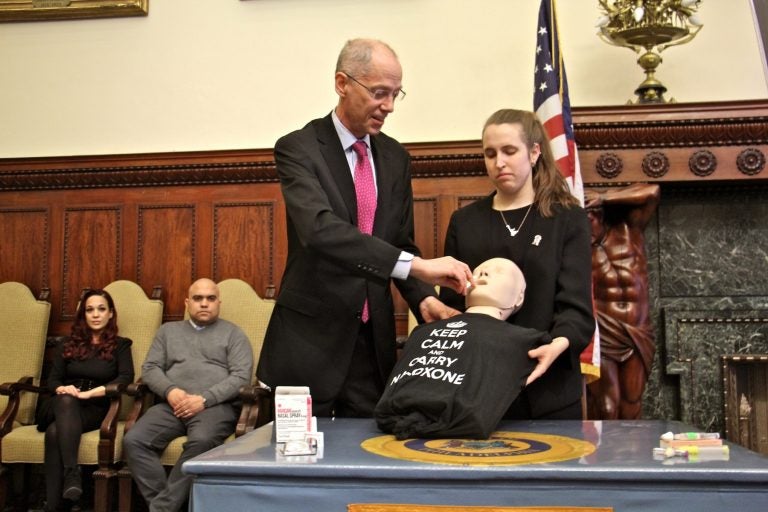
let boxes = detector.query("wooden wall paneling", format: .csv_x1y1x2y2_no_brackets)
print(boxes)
411,176,494,251
0,99,766,338
457,194,488,210
393,196,439,334
270,189,288,298
119,201,139,286
412,197,439,259
0,207,50,296
213,201,276,297
61,206,121,319
194,199,214,287
393,175,494,334
137,205,196,321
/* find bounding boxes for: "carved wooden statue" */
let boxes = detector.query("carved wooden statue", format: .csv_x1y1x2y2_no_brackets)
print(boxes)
585,183,660,420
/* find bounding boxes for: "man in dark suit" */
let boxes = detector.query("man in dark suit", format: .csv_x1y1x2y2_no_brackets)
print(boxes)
257,38,472,418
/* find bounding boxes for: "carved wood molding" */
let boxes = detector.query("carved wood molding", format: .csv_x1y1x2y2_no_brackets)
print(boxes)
1,100,766,190
0,159,278,191
0,148,487,190
573,111,768,150
573,100,768,184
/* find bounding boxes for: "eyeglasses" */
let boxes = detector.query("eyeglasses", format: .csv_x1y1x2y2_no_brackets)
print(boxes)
344,73,406,102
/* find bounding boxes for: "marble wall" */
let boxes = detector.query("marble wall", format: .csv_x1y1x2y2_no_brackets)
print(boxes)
641,183,768,435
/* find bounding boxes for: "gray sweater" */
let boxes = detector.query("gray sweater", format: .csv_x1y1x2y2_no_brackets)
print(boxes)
141,319,253,407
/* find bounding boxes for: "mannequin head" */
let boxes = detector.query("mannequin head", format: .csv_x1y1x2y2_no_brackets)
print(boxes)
465,258,526,320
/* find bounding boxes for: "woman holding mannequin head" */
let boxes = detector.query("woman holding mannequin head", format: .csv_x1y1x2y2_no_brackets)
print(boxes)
36,289,134,511
439,108,594,420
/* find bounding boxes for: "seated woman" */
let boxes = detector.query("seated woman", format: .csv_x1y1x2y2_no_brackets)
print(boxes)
36,289,134,511
375,258,550,440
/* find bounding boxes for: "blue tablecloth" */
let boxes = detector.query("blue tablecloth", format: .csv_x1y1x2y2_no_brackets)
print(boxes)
184,418,768,511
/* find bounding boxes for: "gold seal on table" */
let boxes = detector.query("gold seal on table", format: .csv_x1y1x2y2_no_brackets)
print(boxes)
361,431,595,466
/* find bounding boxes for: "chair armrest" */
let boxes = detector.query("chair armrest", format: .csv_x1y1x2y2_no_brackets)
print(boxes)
0,377,45,396
122,381,153,434
0,376,46,437
236,384,273,437
99,383,126,437
124,381,149,398
104,382,125,398
97,383,128,467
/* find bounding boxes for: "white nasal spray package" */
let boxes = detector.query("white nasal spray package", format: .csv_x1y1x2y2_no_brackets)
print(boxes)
274,386,312,443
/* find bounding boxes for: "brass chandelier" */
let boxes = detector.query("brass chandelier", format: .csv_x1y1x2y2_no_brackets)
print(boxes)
597,0,703,104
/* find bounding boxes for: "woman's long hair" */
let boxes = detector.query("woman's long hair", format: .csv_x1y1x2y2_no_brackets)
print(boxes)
64,289,119,361
483,109,580,217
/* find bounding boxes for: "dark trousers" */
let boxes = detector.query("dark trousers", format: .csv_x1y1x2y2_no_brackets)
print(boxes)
122,402,238,512
315,322,384,418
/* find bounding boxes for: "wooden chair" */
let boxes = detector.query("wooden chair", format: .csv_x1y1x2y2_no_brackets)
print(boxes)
0,282,51,511
118,278,275,512
0,281,162,512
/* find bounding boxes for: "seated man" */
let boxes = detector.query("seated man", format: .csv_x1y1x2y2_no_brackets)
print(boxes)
375,258,550,439
123,278,253,512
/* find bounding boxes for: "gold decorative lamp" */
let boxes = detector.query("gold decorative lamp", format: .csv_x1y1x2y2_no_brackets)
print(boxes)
597,0,704,104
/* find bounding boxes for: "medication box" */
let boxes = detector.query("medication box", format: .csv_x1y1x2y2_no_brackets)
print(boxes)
274,386,313,443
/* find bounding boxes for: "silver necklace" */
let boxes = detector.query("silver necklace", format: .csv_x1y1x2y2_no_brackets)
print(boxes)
499,203,533,237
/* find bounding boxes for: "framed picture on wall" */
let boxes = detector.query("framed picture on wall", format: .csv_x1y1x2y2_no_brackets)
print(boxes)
0,0,148,22
753,0,768,86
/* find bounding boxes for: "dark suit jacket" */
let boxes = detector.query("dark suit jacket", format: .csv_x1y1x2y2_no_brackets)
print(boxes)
257,114,433,404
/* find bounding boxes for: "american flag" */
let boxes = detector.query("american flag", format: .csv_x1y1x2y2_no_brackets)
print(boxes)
533,0,600,382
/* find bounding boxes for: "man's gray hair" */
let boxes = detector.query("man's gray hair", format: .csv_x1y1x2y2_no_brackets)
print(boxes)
335,38,398,77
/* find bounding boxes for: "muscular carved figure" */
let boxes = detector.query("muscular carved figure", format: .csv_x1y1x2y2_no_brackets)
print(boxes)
586,183,660,420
